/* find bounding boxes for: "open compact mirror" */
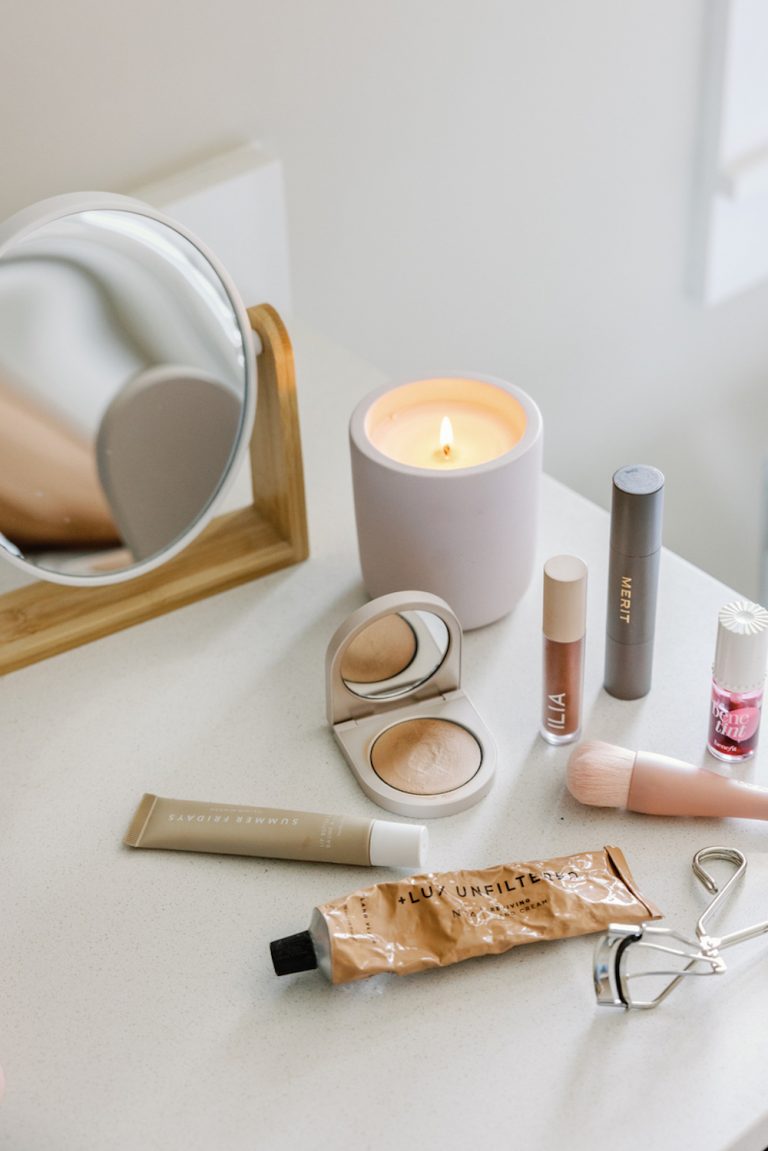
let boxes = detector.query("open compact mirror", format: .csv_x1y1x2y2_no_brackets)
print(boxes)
0,193,307,673
339,609,450,700
327,591,497,818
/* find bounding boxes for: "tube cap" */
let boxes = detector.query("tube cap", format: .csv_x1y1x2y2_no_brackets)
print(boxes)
610,466,664,557
369,820,428,868
713,600,768,692
270,930,317,977
543,555,588,642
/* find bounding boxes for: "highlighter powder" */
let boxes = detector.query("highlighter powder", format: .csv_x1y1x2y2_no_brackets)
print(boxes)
340,614,417,684
370,718,482,795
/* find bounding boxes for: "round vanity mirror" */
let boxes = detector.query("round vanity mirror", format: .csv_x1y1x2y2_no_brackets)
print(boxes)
339,610,450,700
0,193,255,585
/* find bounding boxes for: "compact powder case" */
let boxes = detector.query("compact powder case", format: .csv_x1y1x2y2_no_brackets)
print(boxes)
325,591,497,817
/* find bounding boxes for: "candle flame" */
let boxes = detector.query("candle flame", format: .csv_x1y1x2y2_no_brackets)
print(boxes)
439,416,454,456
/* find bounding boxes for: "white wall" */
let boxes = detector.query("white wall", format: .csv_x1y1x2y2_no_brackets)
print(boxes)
1,1,766,597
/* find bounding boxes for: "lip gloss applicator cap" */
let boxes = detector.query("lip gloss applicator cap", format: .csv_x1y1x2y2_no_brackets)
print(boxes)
543,556,588,645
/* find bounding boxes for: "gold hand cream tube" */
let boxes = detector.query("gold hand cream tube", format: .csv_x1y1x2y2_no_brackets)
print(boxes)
269,845,661,983
124,794,427,868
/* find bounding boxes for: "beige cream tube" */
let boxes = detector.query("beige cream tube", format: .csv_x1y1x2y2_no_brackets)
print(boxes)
124,794,427,868
270,845,661,983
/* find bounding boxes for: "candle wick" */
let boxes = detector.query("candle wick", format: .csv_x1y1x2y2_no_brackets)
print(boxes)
442,443,451,457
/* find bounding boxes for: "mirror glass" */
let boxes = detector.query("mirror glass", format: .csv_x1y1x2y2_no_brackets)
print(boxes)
0,201,252,583
340,610,450,700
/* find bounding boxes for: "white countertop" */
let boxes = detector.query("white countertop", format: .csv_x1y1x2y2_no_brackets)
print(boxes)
2,325,768,1151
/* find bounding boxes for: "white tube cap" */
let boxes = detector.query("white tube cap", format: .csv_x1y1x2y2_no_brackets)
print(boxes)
369,820,428,868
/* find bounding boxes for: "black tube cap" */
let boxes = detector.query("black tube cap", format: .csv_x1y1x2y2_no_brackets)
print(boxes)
270,930,317,976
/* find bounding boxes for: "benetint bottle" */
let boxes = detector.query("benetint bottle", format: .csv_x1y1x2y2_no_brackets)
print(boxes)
707,600,768,763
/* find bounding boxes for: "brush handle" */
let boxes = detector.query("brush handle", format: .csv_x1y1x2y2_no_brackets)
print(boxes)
629,752,768,820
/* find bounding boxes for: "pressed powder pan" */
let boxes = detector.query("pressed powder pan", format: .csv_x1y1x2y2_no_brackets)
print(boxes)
371,718,483,795
326,591,497,817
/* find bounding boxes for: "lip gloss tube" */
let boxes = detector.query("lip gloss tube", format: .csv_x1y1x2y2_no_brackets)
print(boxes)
541,555,587,745
707,600,768,763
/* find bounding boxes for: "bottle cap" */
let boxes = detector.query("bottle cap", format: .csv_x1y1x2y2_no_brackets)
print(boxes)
610,465,664,557
713,600,768,692
543,555,588,642
369,820,428,868
270,930,317,977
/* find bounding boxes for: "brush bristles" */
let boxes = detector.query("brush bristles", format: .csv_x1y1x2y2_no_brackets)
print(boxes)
566,740,636,808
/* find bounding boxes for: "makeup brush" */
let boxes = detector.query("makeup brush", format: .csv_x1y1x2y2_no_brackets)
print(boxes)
567,740,768,820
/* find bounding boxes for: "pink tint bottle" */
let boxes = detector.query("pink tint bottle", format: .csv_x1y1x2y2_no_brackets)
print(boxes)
707,600,768,763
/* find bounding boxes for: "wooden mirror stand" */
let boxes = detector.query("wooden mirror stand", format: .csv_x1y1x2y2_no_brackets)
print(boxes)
0,304,309,675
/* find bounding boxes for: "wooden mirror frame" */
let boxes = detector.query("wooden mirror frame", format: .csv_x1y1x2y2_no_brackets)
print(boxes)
0,304,308,675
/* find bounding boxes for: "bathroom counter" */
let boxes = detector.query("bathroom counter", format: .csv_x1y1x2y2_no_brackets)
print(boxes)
1,324,767,1151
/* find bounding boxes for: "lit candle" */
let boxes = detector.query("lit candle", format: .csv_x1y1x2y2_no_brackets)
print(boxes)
365,378,525,471
439,416,453,459
349,374,543,629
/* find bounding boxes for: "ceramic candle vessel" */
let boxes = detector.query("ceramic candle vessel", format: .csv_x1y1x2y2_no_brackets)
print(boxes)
349,374,543,629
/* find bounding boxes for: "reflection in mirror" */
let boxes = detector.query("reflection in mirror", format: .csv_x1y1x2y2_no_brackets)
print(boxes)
0,203,251,582
340,611,450,700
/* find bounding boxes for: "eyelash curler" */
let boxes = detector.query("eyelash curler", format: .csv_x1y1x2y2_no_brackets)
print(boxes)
594,846,768,1010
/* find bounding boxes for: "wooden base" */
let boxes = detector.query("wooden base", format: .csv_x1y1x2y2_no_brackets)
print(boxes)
0,304,309,676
